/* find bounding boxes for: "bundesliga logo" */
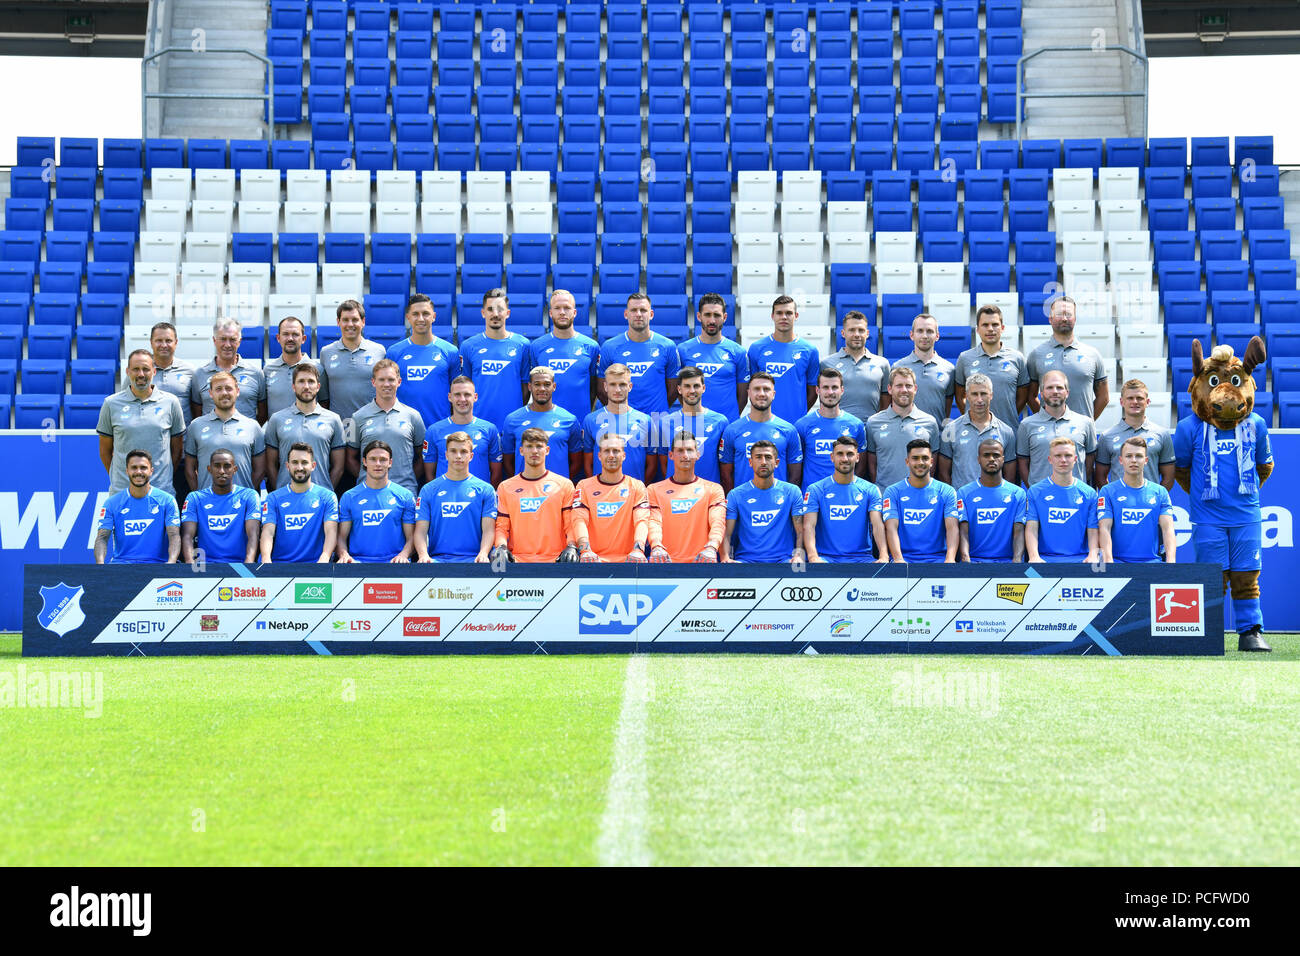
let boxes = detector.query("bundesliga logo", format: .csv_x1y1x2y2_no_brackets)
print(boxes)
1150,585,1205,636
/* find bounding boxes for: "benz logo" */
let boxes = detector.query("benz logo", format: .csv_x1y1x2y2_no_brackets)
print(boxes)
781,587,823,602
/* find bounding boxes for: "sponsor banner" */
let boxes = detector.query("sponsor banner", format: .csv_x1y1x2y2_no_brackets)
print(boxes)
654,610,747,641
934,611,1022,642
125,578,216,612
284,580,337,607
314,610,399,641
965,577,1062,610
1149,584,1206,637
334,579,423,609
405,578,498,610
685,580,781,610
485,580,566,610
1042,578,1131,609
825,577,912,610
1004,610,1100,642
754,582,834,611
446,611,537,642
167,608,260,643
198,578,291,610
903,579,985,611
865,610,960,643
806,609,891,641
727,611,811,642
236,607,330,641
94,610,181,644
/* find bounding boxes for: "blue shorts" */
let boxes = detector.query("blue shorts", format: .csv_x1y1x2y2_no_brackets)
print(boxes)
1041,553,1089,563
970,554,1014,563
1192,523,1262,572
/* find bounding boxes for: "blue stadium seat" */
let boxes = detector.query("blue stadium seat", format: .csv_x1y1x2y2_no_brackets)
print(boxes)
600,234,641,266
1254,260,1297,291
1235,135,1274,168
59,137,98,168
144,138,185,172
1163,292,1209,324
1008,201,1050,235
14,394,60,428
1021,140,1061,169
414,264,456,295
1241,165,1281,199
882,294,926,327
21,359,67,393
70,359,117,395
921,232,965,262
1191,167,1233,199
874,202,914,233
55,167,96,200
28,327,72,361
1201,230,1244,261
979,141,1019,171
0,262,34,294
464,234,505,267
363,295,405,327
1193,197,1237,233
0,357,15,393
1105,138,1146,168
1192,137,1231,167
86,262,130,294
1215,323,1263,358
647,234,687,263
33,292,77,327
1063,138,1103,171
918,203,959,234
1243,197,1285,232
38,262,81,294
278,233,318,264
75,325,122,361
52,199,94,233
830,264,873,298
1156,261,1202,291
4,198,47,233
1150,141,1189,169
1168,324,1213,358
1274,359,1300,393
369,265,411,296
102,139,142,170
62,394,103,428
461,266,502,296
1147,199,1190,232
1205,260,1250,292
1153,231,1196,262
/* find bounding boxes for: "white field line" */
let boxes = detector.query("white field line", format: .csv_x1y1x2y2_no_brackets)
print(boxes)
597,654,651,867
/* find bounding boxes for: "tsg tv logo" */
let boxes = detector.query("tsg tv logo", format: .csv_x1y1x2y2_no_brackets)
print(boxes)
577,584,677,635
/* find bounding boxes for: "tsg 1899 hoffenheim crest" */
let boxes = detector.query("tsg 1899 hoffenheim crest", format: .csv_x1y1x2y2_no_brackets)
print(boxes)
38,583,85,637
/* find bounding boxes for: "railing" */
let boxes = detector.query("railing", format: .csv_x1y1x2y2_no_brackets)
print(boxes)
140,47,274,145
1014,44,1149,142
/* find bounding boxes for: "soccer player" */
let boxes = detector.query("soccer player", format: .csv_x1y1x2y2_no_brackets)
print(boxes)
746,295,820,425
1098,437,1177,564
1017,369,1097,487
598,292,682,417
722,441,806,563
263,363,346,491
319,298,387,426
336,440,417,563
98,349,186,497
865,367,943,489
795,366,868,489
414,431,498,563
802,436,887,563
646,429,726,563
1025,438,1101,563
386,293,462,428
526,289,599,417
937,372,1018,489
677,292,749,419
954,304,1029,428
501,366,584,479
189,317,266,423
882,440,959,563
1026,295,1109,419
720,373,803,489
823,309,891,422
957,438,1027,563
180,448,261,564
892,313,955,424
582,363,655,483
572,434,651,562
263,316,327,417
185,371,265,493
492,428,579,563
348,359,426,495
459,288,531,431
1094,378,1176,489
422,375,504,485
93,450,181,564
259,442,339,563
654,366,729,484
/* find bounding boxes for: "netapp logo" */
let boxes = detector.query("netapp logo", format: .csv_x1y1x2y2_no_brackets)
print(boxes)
707,588,756,600
254,620,308,632
781,587,822,602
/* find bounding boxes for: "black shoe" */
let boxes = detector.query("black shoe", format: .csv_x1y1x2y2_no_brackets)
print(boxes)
1238,627,1273,653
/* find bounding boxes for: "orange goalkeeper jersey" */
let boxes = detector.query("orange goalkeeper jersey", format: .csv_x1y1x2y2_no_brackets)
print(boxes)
493,471,575,562
647,476,726,562
571,474,650,561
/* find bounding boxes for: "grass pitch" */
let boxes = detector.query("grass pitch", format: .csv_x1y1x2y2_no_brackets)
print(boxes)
1,634,1297,866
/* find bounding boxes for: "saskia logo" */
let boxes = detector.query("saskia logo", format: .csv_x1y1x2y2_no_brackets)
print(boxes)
577,585,677,635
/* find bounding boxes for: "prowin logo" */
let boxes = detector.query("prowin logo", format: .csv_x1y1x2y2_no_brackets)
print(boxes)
497,588,544,602
49,886,151,936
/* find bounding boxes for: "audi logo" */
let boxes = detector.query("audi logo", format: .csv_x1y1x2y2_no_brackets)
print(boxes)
781,587,823,602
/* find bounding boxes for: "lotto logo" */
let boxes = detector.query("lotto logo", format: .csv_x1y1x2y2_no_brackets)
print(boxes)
902,509,927,525
361,510,388,527
595,501,623,518
519,496,545,514
828,504,859,520
975,508,1005,523
669,498,695,514
206,514,236,532
283,513,311,531
1047,507,1075,524
813,438,835,456
750,509,778,528
123,519,153,535
1120,508,1146,525
404,365,433,382
765,361,794,377
440,501,469,518
625,361,653,375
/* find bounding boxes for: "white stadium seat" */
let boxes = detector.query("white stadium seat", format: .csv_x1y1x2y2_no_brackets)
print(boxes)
1100,199,1142,233
1052,168,1093,202
138,231,183,265
191,200,234,235
150,168,191,202
735,201,777,233
875,261,919,294
375,170,417,204
512,202,554,234
781,232,824,264
184,232,228,264
737,262,780,295
780,202,821,233
239,169,280,203
330,169,371,204
826,201,868,233
1053,200,1096,233
736,232,780,263
922,262,964,294
420,202,462,234
875,231,917,263
283,201,326,234
375,201,418,234
144,199,187,233
330,201,372,233
1120,326,1164,359
286,169,327,203
781,170,821,203
827,232,870,262
421,171,461,204
782,262,825,294
275,263,318,295
466,201,508,233
926,292,970,326
510,170,551,204
1098,167,1139,201
268,294,314,327
1107,230,1150,262
321,263,365,295
195,168,236,202
238,201,280,234
1060,231,1105,262
228,262,271,298
133,262,176,295
737,170,777,203
466,171,506,203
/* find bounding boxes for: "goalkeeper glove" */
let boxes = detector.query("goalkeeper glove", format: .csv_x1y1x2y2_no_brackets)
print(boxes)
626,547,648,563
648,545,672,563
556,544,581,563
694,546,719,563
579,548,601,563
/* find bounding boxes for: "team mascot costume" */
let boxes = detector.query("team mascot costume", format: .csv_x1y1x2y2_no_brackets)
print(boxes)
1173,336,1274,651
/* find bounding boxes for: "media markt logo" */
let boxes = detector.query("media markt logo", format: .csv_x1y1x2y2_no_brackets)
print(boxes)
888,615,933,636
294,583,332,605
996,583,1030,605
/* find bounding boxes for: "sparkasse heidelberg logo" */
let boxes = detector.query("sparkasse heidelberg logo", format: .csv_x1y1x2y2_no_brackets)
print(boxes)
1150,585,1205,636
578,584,677,635
363,583,402,604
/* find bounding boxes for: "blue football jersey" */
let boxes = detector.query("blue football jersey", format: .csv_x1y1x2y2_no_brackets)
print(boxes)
677,337,750,420
1173,413,1272,527
658,408,729,484
338,481,417,562
1099,479,1172,563
387,336,461,426
180,485,260,562
720,415,803,485
422,416,503,483
804,476,882,562
261,483,339,562
459,333,531,429
582,407,655,481
746,336,820,425
1026,478,1099,561
883,478,959,562
415,474,498,561
527,332,600,417
500,404,584,479
599,332,683,416
956,480,1027,562
725,480,806,562
794,409,868,489
98,488,180,564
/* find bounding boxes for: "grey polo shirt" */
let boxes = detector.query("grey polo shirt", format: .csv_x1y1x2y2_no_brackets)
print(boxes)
350,399,427,495
153,360,196,426
320,338,387,425
263,355,329,418
1096,418,1176,484
938,413,1018,490
823,348,891,422
264,404,347,490
1026,339,1108,419
96,387,186,496
1016,409,1098,486
190,359,265,422
865,405,942,489
954,345,1029,428
184,410,266,491
892,351,956,424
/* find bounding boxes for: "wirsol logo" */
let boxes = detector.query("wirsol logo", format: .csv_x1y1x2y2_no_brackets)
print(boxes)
294,583,332,604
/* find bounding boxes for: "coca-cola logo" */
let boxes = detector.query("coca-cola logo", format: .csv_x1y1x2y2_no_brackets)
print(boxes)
403,616,441,637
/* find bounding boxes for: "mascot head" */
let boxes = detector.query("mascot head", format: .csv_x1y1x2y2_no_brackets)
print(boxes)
1190,336,1266,430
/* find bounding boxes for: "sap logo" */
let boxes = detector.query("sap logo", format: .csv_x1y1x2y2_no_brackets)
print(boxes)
440,501,468,519
123,519,154,536
669,498,695,515
1216,439,1237,455
813,438,835,456
479,360,512,375
548,358,577,373
765,362,794,377
750,509,779,528
1047,507,1075,524
283,513,312,531
519,496,545,514
1060,587,1104,600
625,361,653,376
404,365,435,383
828,504,859,520
1120,508,1146,525
595,501,623,518
361,510,388,527
206,514,237,532
902,509,927,525
578,584,677,635
695,362,723,375
975,508,1005,523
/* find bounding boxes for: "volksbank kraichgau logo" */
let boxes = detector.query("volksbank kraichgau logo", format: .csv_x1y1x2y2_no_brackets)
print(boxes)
578,584,677,635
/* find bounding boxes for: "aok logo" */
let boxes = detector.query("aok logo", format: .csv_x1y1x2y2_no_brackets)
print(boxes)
669,497,695,514
1047,507,1076,524
902,509,928,525
595,501,623,518
404,365,434,382
440,501,469,518
206,514,237,532
519,496,545,514
479,359,512,375
578,584,677,635
123,519,153,536
750,509,778,528
283,513,312,531
975,507,1005,523
361,510,388,527
1120,508,1146,525
828,504,859,520
294,583,332,604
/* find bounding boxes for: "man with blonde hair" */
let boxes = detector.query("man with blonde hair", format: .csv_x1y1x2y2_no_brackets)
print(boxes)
347,358,427,495
1094,378,1175,489
572,433,651,562
184,369,265,492
1025,437,1100,563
